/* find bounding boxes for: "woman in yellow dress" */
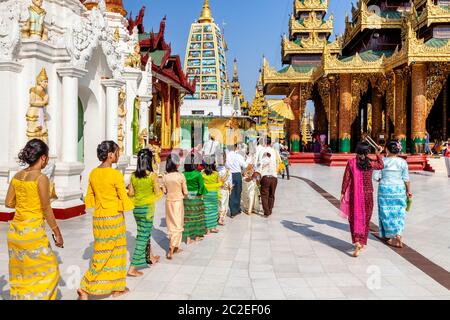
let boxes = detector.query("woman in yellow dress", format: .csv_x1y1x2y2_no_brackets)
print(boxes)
77,141,134,300
5,139,64,300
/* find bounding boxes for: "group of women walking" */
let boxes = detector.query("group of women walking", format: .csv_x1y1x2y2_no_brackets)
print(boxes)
341,140,412,257
5,136,416,299
5,139,231,300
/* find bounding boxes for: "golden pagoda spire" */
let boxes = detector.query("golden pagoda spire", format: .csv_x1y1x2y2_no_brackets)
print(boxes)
233,58,238,77
198,0,214,23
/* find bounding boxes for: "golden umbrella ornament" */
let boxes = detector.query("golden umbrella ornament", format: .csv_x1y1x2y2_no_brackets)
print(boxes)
267,89,295,120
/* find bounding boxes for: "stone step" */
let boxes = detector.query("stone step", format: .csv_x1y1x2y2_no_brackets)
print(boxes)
427,157,448,176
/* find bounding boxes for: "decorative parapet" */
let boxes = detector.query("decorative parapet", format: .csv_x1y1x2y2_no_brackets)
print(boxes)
289,12,333,36
294,0,329,14
282,33,329,58
262,57,315,87
412,0,450,29
343,1,403,49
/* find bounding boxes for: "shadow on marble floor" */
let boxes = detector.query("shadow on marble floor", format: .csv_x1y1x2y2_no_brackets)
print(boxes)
280,220,354,256
0,275,9,300
306,216,349,232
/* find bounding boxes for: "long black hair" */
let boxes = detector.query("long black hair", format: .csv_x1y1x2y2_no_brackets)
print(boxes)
184,152,197,172
355,142,372,171
166,153,179,173
18,139,49,166
135,149,154,178
203,156,216,175
97,141,119,162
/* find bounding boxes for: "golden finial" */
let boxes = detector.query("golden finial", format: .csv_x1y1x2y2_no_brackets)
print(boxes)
36,68,48,83
233,58,238,77
198,0,214,23
114,27,120,42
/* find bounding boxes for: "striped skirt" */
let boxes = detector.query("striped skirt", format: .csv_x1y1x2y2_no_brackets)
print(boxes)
80,211,127,295
378,184,407,238
130,205,155,267
203,191,219,230
183,192,207,241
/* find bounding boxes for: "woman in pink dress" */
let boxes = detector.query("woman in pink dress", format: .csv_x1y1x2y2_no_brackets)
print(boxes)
340,142,384,257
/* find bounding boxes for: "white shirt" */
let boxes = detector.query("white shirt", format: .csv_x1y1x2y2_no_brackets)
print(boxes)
256,146,279,178
226,150,246,174
203,139,220,157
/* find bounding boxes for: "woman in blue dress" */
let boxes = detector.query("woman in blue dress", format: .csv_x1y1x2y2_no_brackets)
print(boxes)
375,140,412,248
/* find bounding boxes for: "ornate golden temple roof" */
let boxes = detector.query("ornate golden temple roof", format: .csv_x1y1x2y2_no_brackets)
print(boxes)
198,0,214,23
294,0,329,14
81,0,127,17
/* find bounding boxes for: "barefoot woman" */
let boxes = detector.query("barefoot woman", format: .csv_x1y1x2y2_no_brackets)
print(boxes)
6,139,63,300
340,142,384,257
78,141,134,299
127,149,163,277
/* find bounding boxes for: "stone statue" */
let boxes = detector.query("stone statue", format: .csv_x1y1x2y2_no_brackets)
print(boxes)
22,0,48,41
26,68,49,143
124,43,142,69
118,88,127,155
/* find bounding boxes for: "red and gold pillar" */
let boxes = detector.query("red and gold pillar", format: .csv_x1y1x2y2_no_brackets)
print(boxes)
411,63,427,154
289,85,301,152
329,76,338,152
339,74,352,153
394,69,407,152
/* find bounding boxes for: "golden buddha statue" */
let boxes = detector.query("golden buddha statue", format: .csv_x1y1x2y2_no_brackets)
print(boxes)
124,43,142,69
26,68,49,143
22,0,48,41
138,128,148,150
117,88,127,154
149,144,161,173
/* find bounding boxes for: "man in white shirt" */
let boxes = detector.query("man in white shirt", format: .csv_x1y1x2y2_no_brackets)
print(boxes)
202,135,221,163
255,137,279,218
226,144,246,217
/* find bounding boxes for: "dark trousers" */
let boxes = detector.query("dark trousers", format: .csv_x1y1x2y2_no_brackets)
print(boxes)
260,176,278,216
282,164,290,180
229,173,242,216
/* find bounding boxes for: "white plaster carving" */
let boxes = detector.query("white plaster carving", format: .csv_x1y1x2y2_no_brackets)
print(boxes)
65,0,123,79
0,0,21,60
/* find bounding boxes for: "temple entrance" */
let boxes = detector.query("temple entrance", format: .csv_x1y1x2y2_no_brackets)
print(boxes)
351,87,372,151
426,78,449,145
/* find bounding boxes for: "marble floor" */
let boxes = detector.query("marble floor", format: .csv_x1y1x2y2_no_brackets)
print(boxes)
1,165,449,300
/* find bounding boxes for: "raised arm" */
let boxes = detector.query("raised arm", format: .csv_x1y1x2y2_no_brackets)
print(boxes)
371,154,385,171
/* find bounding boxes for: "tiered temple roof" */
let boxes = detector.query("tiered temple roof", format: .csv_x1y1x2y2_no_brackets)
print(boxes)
128,8,195,94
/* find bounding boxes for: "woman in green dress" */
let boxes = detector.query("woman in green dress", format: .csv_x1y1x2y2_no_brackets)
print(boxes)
127,149,162,277
183,153,207,244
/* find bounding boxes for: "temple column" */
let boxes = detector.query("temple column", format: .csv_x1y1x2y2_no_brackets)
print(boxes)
57,67,88,162
289,85,301,152
411,63,427,154
51,67,88,219
339,74,352,153
122,70,142,158
329,76,338,152
372,88,383,143
443,82,448,140
394,70,407,153
139,96,152,146
102,79,125,143
162,84,172,149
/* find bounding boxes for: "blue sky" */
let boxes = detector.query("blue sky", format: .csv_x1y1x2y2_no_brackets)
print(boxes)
125,0,353,101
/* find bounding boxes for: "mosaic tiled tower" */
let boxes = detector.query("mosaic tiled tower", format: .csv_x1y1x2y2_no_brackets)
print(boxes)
184,0,228,100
